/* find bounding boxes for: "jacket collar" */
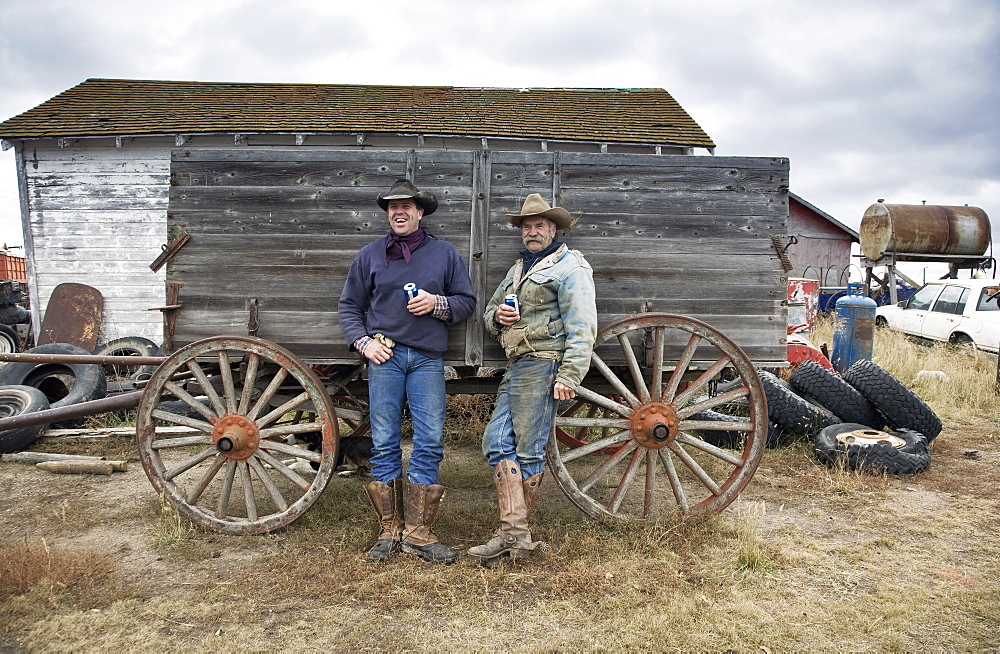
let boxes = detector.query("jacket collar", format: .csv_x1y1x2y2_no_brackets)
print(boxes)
512,243,568,287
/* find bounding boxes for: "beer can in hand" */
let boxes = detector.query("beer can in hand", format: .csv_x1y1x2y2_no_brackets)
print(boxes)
504,294,520,315
404,283,419,300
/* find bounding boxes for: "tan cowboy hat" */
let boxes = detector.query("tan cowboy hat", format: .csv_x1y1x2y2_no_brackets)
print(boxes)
377,179,438,215
505,193,573,229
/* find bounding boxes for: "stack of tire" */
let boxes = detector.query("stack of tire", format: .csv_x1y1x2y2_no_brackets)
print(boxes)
0,343,108,454
699,362,940,475
785,360,940,475
0,336,163,454
0,281,29,354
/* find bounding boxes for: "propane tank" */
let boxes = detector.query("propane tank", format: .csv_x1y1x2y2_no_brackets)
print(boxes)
831,283,877,374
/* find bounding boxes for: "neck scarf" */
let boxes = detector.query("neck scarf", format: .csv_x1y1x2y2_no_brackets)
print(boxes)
385,229,426,266
519,240,561,272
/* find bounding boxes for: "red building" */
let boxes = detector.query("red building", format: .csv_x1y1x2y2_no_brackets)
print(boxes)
784,193,859,289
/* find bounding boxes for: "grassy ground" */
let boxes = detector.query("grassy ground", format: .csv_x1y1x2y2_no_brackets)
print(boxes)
1,322,998,651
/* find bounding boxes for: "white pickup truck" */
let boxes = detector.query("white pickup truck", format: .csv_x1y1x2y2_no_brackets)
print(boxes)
875,278,1000,354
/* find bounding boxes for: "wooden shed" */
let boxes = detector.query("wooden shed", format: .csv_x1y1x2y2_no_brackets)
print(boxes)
783,192,858,288
0,78,717,346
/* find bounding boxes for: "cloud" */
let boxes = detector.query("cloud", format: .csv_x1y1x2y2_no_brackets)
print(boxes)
0,0,997,247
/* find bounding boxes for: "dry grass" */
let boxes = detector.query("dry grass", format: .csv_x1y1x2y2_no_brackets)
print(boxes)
1,325,999,651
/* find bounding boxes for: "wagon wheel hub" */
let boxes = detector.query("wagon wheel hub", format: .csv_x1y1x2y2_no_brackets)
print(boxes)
629,402,678,450
213,414,259,460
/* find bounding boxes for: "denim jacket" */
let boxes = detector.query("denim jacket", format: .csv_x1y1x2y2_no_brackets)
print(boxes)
484,244,598,389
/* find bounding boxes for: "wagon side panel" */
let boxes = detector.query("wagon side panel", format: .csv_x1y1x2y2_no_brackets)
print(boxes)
484,152,790,366
167,149,477,363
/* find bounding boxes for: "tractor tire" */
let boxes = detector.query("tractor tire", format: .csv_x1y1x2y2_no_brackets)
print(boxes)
842,360,943,441
758,370,841,437
789,360,883,428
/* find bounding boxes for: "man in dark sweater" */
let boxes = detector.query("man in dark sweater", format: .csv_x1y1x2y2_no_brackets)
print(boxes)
339,179,476,565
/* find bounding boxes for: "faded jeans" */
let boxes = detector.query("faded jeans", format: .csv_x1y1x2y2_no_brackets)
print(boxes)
367,344,446,486
482,356,559,479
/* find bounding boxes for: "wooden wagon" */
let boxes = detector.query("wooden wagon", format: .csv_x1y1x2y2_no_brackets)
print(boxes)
25,148,793,534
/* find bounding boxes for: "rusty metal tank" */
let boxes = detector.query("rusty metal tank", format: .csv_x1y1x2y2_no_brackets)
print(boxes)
859,202,991,261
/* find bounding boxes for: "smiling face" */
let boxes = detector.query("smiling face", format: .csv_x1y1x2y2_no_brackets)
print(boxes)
387,199,424,236
521,216,557,253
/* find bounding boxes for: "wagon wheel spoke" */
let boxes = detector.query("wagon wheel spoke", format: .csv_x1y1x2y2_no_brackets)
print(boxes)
649,325,666,402
656,449,689,513
256,391,311,430
162,380,216,423
607,447,645,514
675,386,750,418
188,455,227,504
247,368,289,421
663,332,700,402
589,352,640,407
217,350,238,415
248,456,289,512
579,442,638,493
616,332,649,403
186,359,227,417
546,313,767,521
216,459,237,518
237,353,261,415
135,336,339,535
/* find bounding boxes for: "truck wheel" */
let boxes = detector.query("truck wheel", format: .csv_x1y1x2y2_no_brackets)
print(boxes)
814,423,930,475
0,324,19,354
842,360,942,441
92,336,160,382
789,360,883,428
0,385,51,453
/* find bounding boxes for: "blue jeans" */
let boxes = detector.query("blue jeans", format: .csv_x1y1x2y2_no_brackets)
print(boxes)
482,357,559,479
367,345,446,485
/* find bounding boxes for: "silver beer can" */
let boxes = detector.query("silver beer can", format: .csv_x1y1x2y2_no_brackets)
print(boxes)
403,283,419,300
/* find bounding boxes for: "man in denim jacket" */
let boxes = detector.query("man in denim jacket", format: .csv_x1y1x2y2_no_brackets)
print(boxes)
468,193,597,564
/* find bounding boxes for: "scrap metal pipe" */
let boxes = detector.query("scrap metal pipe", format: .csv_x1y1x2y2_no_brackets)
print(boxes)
0,352,165,365
0,390,145,432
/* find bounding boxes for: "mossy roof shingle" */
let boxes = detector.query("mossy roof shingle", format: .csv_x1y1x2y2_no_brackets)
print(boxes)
0,78,715,148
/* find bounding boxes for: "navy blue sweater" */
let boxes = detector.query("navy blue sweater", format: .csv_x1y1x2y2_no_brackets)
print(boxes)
338,234,476,358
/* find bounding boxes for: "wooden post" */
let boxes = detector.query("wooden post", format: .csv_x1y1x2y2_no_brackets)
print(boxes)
36,460,115,475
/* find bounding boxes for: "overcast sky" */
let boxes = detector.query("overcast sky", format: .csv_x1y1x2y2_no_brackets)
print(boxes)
1,0,997,279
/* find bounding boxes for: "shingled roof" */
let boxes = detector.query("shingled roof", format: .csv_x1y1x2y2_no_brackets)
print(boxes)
0,78,715,149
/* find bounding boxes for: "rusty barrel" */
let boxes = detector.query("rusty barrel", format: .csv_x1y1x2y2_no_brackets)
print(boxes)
859,202,991,261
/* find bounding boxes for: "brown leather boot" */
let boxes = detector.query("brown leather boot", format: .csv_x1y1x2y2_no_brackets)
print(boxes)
400,482,458,564
522,472,543,514
363,478,403,562
468,460,540,563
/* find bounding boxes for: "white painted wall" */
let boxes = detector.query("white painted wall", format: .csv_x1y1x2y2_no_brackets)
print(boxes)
18,141,170,345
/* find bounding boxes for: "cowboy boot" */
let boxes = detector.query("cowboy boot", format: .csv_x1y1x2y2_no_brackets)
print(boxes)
468,459,534,563
363,478,403,562
400,482,458,564
512,472,547,559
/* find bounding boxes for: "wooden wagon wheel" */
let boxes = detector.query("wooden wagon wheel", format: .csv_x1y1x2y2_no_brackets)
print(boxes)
135,336,338,535
547,313,767,520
